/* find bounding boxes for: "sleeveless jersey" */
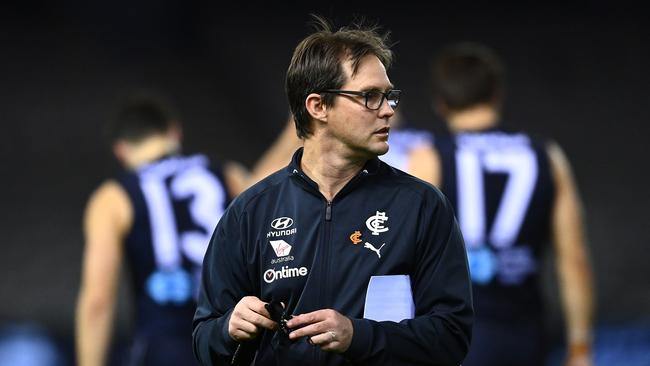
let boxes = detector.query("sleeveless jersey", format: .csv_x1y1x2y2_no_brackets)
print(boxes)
116,154,230,338
381,128,433,171
435,129,555,321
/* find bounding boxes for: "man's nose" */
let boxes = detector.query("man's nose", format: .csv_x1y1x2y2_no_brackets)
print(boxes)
378,98,395,118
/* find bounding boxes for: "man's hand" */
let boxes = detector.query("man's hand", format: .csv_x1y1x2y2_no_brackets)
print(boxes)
286,309,353,353
228,296,277,342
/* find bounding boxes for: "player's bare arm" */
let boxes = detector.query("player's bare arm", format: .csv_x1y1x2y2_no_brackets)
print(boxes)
548,142,595,366
76,181,132,366
224,161,252,197
248,116,302,186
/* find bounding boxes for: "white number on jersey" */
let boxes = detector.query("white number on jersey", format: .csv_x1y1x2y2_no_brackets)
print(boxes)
456,141,538,249
140,159,226,270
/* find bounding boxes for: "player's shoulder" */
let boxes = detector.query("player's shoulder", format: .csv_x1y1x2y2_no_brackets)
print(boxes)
85,179,131,218
90,179,128,202
496,128,550,146
452,128,550,151
136,153,214,176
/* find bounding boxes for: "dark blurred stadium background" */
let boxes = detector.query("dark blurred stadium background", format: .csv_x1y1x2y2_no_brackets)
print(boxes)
1,2,648,365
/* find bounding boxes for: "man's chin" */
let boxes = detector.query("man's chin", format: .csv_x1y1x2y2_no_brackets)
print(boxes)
351,142,389,160
373,142,390,156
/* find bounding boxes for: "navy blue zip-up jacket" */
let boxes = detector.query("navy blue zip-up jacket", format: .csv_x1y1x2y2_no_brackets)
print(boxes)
193,148,473,366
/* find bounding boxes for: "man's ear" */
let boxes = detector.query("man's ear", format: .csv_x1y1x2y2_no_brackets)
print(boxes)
432,98,448,118
112,140,129,164
305,93,328,122
167,121,183,142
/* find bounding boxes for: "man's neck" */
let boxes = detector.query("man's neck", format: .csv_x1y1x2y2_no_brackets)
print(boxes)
300,139,367,202
125,136,179,170
447,104,499,133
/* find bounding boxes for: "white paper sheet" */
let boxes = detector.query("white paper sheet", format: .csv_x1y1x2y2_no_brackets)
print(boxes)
363,275,415,322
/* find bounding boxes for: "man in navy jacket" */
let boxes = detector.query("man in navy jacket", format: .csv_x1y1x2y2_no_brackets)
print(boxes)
192,17,473,366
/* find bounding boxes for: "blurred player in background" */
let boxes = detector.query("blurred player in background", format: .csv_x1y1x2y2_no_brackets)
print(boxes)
76,94,248,366
417,42,594,366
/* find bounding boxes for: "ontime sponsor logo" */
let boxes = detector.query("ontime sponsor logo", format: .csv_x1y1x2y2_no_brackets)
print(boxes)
263,266,308,283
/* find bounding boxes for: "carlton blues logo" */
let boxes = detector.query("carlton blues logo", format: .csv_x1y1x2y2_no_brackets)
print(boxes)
350,231,362,244
366,211,389,235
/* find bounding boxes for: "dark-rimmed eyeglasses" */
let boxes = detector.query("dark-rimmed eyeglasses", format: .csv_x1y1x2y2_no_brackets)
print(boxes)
319,89,401,110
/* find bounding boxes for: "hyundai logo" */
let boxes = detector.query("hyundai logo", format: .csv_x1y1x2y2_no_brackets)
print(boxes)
271,217,294,230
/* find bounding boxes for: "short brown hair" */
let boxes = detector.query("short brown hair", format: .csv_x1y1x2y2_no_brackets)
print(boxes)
109,93,178,143
285,16,393,138
432,42,505,111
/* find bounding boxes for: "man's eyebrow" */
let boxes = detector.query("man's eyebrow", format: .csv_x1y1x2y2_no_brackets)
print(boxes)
362,84,395,92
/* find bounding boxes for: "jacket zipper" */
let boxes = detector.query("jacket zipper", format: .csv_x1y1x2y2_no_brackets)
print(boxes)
319,199,333,364
325,200,332,221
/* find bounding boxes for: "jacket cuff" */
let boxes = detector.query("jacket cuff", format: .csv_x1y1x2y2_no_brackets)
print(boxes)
343,318,374,362
216,308,239,354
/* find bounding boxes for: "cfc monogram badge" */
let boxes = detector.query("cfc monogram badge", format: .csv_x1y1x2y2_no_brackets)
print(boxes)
350,231,362,244
366,211,389,235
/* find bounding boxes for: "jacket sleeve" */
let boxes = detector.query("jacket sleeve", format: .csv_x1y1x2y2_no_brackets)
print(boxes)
192,205,257,365
343,191,474,366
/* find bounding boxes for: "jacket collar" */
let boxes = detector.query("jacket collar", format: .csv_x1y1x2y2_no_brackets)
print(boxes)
287,147,383,199
288,147,381,176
